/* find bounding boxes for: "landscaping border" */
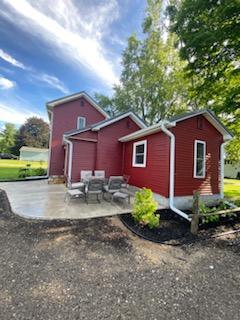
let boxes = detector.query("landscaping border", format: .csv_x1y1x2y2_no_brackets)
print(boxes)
0,176,48,183
120,211,197,246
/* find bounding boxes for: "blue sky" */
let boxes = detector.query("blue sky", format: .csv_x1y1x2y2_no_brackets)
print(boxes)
0,0,146,128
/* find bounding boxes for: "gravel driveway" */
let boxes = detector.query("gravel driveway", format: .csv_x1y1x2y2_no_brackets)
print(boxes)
0,210,240,320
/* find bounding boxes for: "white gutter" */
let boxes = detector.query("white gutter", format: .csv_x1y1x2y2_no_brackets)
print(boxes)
160,123,191,221
47,110,53,178
63,136,73,188
220,141,229,199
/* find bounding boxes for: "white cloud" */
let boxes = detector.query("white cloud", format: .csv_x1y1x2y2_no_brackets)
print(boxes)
0,102,47,125
0,48,26,69
1,0,120,86
0,47,69,94
33,73,69,94
0,76,16,89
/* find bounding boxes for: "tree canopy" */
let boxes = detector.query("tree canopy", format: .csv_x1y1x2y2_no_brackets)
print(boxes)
168,0,240,161
0,123,17,154
96,0,189,124
14,117,49,154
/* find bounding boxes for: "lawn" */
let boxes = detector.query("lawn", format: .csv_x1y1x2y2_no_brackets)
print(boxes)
0,159,48,181
224,178,240,202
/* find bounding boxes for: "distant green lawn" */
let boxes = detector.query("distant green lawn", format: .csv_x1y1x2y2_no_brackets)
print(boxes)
224,179,240,203
0,159,48,181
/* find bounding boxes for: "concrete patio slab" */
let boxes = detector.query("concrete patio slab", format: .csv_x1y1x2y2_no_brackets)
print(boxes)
0,180,133,220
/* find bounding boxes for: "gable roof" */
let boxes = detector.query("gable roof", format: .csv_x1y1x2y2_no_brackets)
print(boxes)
46,91,109,119
170,109,233,139
64,111,147,138
119,109,233,142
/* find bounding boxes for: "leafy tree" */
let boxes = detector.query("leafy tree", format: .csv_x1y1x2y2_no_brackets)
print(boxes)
94,93,117,117
96,0,189,125
168,0,240,160
14,117,49,153
0,123,17,154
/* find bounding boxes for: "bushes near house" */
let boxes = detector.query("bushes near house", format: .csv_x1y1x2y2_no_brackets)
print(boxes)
18,165,47,178
132,188,160,229
0,159,47,181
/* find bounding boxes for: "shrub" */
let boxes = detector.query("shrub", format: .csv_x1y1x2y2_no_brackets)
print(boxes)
18,167,31,178
199,201,220,224
132,188,159,229
33,167,47,176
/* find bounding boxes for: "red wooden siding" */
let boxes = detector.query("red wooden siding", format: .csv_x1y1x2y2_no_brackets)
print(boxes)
96,117,140,177
70,116,141,181
172,115,223,196
49,97,106,176
123,115,223,198
123,132,170,197
71,140,96,182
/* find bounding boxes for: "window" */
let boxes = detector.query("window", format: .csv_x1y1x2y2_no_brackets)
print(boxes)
77,116,86,129
194,140,206,178
132,140,147,167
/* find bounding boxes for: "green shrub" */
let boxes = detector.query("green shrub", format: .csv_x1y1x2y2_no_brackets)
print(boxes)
199,201,220,224
132,188,159,229
18,167,31,178
33,167,47,176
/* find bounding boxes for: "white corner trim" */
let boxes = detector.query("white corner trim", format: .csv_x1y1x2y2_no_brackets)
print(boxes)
220,141,229,198
132,140,147,167
193,140,206,179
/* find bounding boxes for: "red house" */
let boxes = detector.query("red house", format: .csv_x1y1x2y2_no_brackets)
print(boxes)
47,92,232,215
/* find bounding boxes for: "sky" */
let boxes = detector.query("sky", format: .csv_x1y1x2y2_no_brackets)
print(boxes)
0,0,146,129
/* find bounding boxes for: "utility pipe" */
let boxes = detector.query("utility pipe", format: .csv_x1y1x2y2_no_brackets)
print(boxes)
47,110,53,178
160,123,191,221
220,141,229,199
63,136,73,188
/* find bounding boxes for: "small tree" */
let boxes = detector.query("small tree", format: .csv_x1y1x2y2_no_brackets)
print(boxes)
0,123,17,154
132,188,160,229
14,117,49,154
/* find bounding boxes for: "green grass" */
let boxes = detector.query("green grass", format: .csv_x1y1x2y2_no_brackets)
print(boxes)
0,159,48,181
224,178,240,203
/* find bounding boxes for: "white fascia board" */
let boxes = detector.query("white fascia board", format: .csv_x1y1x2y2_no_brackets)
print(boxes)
174,110,232,141
92,112,146,131
119,120,176,142
203,113,232,141
46,92,109,119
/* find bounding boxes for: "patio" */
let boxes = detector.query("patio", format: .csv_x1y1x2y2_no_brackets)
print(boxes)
0,179,134,220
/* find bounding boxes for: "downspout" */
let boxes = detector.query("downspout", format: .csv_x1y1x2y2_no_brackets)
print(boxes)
220,141,229,199
160,123,191,221
47,110,53,178
63,136,73,188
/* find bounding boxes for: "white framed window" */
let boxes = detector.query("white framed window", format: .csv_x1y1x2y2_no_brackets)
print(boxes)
132,140,147,167
194,140,206,178
77,116,86,129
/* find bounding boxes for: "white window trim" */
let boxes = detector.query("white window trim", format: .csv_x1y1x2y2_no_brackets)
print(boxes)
194,140,206,178
77,116,86,129
132,140,147,168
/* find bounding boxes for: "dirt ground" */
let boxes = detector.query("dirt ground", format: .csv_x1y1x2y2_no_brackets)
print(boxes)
0,209,239,320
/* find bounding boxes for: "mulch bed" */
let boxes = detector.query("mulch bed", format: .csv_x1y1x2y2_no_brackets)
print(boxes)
120,209,240,246
120,210,196,245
